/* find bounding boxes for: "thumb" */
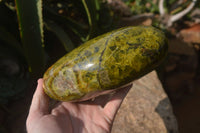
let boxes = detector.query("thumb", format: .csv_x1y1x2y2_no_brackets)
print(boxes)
103,84,132,121
28,78,49,120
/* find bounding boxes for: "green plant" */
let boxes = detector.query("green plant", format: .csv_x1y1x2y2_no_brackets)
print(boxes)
124,0,159,14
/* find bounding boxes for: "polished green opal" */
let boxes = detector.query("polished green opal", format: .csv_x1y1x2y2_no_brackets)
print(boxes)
43,26,168,101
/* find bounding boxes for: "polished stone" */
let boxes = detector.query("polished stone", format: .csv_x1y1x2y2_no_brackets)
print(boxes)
43,26,168,101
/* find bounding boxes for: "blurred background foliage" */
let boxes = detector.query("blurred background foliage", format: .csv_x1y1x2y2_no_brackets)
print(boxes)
124,0,159,14
124,0,200,15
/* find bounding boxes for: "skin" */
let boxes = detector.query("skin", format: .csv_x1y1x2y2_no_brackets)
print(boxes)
26,79,131,133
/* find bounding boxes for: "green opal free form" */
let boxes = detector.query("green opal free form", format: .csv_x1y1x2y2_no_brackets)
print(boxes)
43,26,168,101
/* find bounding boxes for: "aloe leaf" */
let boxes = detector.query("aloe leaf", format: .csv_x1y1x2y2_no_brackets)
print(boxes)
44,20,75,52
15,0,45,77
82,0,100,40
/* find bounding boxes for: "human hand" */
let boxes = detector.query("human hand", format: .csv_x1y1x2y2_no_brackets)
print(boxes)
26,79,131,133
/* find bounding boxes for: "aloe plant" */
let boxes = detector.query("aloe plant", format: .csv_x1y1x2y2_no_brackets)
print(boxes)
15,0,45,77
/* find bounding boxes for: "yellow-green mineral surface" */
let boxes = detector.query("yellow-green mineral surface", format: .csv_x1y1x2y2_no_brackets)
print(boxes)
43,26,168,101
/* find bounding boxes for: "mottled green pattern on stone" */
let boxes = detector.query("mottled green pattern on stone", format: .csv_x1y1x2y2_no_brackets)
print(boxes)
43,26,168,102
